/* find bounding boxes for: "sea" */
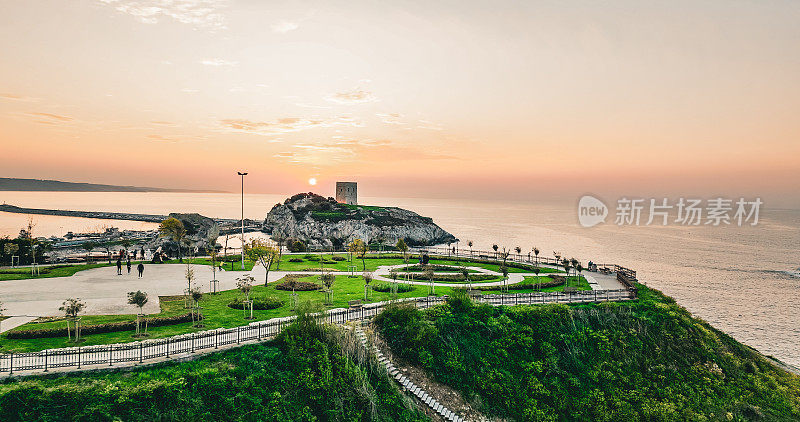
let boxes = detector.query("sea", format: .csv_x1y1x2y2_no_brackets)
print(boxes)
1,191,798,367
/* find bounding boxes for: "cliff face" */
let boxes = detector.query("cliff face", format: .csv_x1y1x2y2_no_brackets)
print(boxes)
147,213,220,254
262,193,457,248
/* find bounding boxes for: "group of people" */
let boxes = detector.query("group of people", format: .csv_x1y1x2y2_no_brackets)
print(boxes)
116,256,145,278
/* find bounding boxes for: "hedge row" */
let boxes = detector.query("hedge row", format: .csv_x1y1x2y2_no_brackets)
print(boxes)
401,273,498,282
371,282,414,293
6,313,199,339
471,274,565,291
274,278,322,291
227,296,284,310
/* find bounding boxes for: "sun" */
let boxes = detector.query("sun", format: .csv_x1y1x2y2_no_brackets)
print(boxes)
308,177,317,186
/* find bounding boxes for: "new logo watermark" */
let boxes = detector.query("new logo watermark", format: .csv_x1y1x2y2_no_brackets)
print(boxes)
578,195,608,227
577,196,762,227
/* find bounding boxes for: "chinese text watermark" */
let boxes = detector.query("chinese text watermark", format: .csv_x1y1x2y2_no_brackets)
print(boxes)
578,195,762,227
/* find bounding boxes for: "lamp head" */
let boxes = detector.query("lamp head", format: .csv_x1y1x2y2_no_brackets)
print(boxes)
237,172,248,176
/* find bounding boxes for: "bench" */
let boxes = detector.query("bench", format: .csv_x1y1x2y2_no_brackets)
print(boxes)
348,300,362,309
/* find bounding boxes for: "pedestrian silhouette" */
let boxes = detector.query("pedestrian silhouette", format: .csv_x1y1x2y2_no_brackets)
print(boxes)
126,259,132,274
137,262,144,278
116,258,122,275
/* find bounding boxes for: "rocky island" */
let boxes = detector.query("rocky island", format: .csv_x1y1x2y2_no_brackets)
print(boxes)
262,192,457,248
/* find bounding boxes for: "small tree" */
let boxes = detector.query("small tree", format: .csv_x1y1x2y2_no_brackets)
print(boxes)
425,268,435,296
59,298,85,342
127,290,149,336
348,239,368,271
244,238,279,286
492,244,499,259
273,234,286,270
562,258,571,289
208,245,219,292
501,265,509,293
236,275,254,319
363,272,373,301
533,266,541,291
389,270,399,299
460,267,471,292
0,299,5,332
159,217,187,262
396,238,409,263
514,246,522,260
4,243,19,266
320,272,335,305
190,288,204,327
184,264,195,308
533,247,540,266
467,240,473,257
80,241,98,263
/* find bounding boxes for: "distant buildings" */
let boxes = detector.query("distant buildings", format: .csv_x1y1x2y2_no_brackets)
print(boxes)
335,182,357,205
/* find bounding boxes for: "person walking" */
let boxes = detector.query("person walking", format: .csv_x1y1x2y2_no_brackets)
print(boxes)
126,258,132,274
137,262,144,278
116,257,122,275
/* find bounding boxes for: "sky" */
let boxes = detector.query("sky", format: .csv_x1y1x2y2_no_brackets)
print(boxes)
1,0,799,207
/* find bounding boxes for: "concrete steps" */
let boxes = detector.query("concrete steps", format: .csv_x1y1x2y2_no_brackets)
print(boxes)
354,324,465,422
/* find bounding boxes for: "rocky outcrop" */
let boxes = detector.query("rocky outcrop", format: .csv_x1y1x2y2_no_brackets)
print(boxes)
262,193,457,248
147,213,220,255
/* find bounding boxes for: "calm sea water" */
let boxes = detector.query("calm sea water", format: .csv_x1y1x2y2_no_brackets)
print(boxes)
1,191,798,367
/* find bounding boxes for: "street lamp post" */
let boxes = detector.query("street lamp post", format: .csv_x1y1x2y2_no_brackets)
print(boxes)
238,171,248,270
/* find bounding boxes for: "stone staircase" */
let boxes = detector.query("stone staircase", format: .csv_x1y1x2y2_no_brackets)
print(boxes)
354,324,466,422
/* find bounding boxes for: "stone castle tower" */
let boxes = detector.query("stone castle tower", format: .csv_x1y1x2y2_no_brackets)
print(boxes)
335,182,357,205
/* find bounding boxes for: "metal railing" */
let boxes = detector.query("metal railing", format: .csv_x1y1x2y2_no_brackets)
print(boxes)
0,288,635,375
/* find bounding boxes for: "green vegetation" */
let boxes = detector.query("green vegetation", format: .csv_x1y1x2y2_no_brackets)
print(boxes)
2,275,454,353
0,312,428,421
0,263,112,281
374,286,800,421
343,204,388,212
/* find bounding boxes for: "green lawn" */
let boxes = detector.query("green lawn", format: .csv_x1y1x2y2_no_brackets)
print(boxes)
0,273,594,353
0,274,465,353
1,254,561,281
0,263,113,281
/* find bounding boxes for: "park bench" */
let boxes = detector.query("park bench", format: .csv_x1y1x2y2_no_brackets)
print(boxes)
348,300,362,309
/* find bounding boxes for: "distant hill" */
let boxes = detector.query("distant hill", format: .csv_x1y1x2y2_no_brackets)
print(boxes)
0,178,224,193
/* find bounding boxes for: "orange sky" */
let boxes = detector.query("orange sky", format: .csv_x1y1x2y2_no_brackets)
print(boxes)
1,1,799,207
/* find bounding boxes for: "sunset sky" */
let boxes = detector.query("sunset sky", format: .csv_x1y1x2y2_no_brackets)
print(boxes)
1,1,799,206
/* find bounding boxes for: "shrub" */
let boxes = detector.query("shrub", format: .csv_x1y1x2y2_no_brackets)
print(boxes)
228,296,284,310
371,282,414,293
288,240,307,252
472,276,564,291
400,273,497,283
6,313,199,339
275,277,322,291
332,256,346,261
288,258,304,263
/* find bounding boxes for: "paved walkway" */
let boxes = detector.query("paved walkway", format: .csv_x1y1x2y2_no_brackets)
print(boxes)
0,261,624,332
0,264,284,327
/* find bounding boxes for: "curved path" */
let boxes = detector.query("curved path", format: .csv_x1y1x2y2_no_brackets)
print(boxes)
0,260,621,333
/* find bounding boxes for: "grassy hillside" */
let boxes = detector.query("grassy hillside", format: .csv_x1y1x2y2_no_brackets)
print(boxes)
374,286,800,421
0,310,428,422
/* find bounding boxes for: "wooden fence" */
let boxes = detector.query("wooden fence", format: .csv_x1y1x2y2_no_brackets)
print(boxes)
0,288,635,375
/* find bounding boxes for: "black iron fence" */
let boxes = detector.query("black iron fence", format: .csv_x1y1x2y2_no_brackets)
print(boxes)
0,288,635,375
